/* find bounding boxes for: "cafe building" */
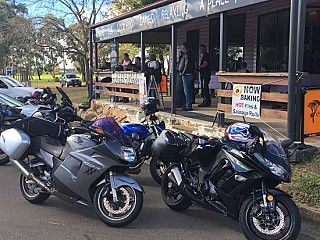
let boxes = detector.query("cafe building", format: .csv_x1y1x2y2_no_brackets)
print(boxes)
89,0,320,140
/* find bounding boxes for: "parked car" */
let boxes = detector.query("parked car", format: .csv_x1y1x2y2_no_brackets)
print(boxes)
0,75,43,99
0,92,50,116
60,74,82,87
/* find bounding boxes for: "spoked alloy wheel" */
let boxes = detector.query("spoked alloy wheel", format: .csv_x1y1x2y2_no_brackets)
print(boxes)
150,157,167,184
0,150,9,165
239,195,301,240
20,174,50,204
94,185,143,227
161,166,191,211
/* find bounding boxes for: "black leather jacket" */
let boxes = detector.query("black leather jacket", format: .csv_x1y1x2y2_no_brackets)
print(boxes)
178,50,195,75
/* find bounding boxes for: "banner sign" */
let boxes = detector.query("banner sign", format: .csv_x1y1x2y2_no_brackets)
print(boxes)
110,41,119,69
139,76,147,105
95,0,268,42
303,88,320,137
111,72,144,84
231,84,261,119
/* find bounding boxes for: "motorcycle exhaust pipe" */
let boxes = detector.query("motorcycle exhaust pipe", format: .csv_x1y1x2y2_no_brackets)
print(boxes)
168,167,183,187
9,158,51,193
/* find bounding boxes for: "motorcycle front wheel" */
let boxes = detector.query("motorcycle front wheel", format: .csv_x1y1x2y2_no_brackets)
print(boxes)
149,157,167,185
0,150,9,165
161,166,192,211
20,174,51,204
93,185,143,227
239,194,301,240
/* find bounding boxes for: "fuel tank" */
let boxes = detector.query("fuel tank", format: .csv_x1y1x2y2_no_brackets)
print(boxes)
122,124,149,140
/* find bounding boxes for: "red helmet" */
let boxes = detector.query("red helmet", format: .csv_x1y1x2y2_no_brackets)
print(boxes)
31,91,41,98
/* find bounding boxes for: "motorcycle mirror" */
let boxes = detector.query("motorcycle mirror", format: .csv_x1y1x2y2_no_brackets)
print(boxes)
139,118,146,123
249,125,263,138
281,138,294,149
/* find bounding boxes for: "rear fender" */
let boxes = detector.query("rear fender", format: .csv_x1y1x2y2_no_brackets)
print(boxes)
96,174,144,193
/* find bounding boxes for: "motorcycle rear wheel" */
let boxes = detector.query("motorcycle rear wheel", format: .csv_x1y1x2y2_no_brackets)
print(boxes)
93,184,143,227
20,174,50,204
239,194,301,240
149,157,167,185
0,150,9,165
161,166,192,211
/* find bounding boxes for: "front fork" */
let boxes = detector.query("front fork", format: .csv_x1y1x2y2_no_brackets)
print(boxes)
258,181,276,219
109,171,119,202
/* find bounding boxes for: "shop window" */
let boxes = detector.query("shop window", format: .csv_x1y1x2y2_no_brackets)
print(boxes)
304,9,320,74
209,14,246,72
186,29,200,65
258,10,290,72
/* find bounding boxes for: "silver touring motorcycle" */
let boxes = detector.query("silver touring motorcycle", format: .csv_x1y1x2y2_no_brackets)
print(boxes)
0,112,144,227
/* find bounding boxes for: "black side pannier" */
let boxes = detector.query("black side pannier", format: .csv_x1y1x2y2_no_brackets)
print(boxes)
151,130,186,164
12,117,67,141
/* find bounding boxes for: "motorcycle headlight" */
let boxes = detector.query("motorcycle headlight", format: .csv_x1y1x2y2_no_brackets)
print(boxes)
265,158,286,178
121,146,136,163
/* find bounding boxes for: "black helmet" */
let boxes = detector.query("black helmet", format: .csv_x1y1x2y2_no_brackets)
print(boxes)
141,97,159,116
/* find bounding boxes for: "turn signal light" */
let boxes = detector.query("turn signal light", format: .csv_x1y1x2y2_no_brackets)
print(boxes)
267,195,274,201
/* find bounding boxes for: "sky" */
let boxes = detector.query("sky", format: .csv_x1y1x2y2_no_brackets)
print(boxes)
17,0,112,25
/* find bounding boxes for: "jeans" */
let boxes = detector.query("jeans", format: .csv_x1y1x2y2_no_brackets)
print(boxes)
176,74,185,107
182,74,194,109
201,73,211,104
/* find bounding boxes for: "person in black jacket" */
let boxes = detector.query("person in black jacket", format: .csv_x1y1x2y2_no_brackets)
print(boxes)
178,42,195,111
145,54,162,97
198,44,211,107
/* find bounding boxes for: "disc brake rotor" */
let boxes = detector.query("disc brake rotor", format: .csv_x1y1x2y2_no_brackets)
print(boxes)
252,206,285,235
25,180,40,194
103,187,132,215
157,161,166,175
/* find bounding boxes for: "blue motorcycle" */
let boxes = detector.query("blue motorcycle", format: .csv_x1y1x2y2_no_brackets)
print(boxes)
122,98,166,184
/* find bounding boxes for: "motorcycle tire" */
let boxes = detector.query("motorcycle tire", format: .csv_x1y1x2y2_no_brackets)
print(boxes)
239,194,301,240
20,174,50,204
161,166,192,211
149,157,167,185
0,150,9,165
93,184,143,227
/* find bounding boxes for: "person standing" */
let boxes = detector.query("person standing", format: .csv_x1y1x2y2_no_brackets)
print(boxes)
198,44,211,107
146,54,162,97
178,42,195,111
176,50,185,108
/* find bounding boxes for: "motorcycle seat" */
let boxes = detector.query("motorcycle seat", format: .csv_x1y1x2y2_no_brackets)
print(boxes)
33,136,66,158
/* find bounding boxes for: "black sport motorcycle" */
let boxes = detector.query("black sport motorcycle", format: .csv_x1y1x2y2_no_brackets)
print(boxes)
153,125,301,240
0,107,144,227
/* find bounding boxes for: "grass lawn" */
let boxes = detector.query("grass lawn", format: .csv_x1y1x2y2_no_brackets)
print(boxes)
287,155,320,207
30,80,89,105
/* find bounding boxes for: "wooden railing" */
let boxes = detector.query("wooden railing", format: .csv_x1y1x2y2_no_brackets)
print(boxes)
216,72,288,120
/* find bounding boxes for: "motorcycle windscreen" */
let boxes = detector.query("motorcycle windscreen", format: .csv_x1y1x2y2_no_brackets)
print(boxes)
93,117,131,146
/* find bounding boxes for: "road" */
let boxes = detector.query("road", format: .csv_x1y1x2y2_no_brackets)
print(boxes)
0,163,319,240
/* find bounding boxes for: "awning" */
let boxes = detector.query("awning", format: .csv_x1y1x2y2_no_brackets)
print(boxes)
92,0,268,42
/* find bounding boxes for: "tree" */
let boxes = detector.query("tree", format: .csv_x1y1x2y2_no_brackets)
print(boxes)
0,0,31,73
22,0,112,84
111,0,160,15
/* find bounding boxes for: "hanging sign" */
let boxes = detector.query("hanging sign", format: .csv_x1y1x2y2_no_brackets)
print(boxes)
231,84,261,119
